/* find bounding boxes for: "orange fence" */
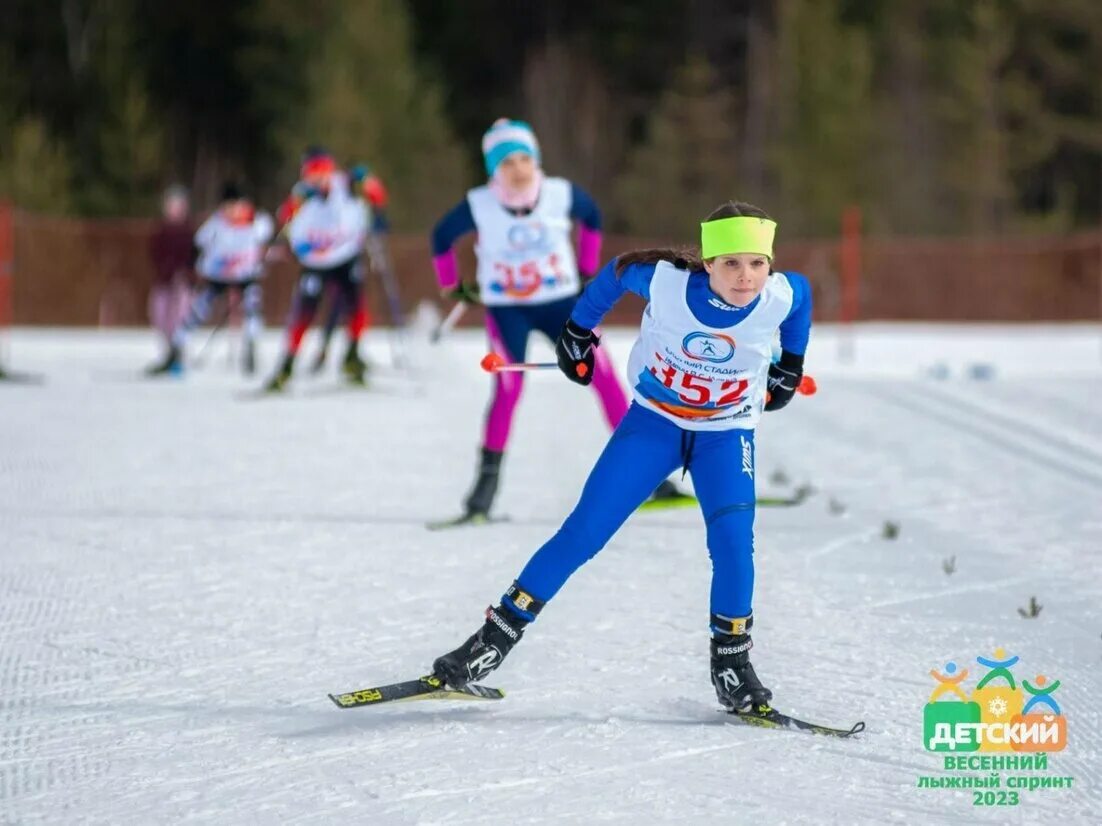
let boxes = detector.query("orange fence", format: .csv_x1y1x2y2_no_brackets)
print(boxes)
5,205,1101,326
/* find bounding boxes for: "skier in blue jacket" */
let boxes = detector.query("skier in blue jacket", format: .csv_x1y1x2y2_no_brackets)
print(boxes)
432,200,813,713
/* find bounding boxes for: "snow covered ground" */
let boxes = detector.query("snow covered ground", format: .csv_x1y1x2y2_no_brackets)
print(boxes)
2,322,1100,825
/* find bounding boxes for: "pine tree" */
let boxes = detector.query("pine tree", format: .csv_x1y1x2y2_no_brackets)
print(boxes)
1002,0,1102,229
83,77,165,216
925,0,1015,234
0,119,74,213
770,0,874,237
860,0,1099,234
866,2,943,234
613,57,741,238
521,40,623,211
277,0,471,228
50,2,166,216
237,0,329,201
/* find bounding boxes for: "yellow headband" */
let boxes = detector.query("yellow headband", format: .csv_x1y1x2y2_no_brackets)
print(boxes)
700,216,777,259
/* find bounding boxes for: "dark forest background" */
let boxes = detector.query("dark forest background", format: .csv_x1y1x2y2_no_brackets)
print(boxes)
1,0,1099,238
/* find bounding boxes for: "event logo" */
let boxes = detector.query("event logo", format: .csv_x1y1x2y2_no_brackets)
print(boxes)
507,222,549,251
681,332,735,363
924,648,1066,753
917,647,1073,810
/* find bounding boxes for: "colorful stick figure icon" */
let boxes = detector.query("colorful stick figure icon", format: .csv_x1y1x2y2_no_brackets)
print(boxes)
975,647,1020,690
1021,674,1061,715
929,661,970,702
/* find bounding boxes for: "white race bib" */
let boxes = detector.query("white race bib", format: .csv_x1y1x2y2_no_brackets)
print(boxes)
194,212,274,281
288,172,369,269
625,262,795,431
468,177,580,306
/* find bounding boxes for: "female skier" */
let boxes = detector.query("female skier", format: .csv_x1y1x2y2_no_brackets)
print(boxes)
264,150,370,391
147,183,273,375
431,201,813,714
431,118,681,525
147,185,195,361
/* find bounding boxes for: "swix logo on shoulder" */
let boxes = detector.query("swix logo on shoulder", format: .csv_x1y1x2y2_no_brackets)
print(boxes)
681,331,735,363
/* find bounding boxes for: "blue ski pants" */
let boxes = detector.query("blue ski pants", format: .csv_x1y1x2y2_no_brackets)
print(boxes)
510,402,758,620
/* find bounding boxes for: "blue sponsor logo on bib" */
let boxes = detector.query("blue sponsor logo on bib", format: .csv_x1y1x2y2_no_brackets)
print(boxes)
681,332,735,363
507,222,549,251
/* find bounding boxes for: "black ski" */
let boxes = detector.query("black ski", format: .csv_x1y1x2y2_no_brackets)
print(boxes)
726,704,865,738
328,674,504,709
426,513,510,531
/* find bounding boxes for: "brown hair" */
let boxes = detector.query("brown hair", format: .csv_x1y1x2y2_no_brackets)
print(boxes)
614,201,772,276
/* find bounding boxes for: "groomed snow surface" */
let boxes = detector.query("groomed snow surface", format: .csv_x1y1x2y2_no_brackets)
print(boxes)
2,322,1100,825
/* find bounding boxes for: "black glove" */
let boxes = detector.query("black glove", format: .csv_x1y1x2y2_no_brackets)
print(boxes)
446,281,480,305
555,319,599,386
764,351,804,411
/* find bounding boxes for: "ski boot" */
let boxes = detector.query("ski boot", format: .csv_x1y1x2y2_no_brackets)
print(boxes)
433,587,541,687
710,614,773,712
463,448,504,523
242,338,257,376
146,345,183,376
264,354,294,392
342,342,368,385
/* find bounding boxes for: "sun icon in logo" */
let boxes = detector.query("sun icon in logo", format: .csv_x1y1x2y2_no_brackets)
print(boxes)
988,697,1009,718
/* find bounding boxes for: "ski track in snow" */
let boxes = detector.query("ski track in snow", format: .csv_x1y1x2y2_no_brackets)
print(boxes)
1,326,1100,825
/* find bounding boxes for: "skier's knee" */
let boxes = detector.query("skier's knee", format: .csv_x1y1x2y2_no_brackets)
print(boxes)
706,506,755,561
492,371,525,409
242,283,262,312
292,297,319,326
552,511,617,566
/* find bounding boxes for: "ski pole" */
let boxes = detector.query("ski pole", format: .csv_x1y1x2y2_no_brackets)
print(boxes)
480,351,814,396
192,292,237,368
431,301,467,344
480,351,588,379
365,236,410,366
369,237,406,328
376,266,410,368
